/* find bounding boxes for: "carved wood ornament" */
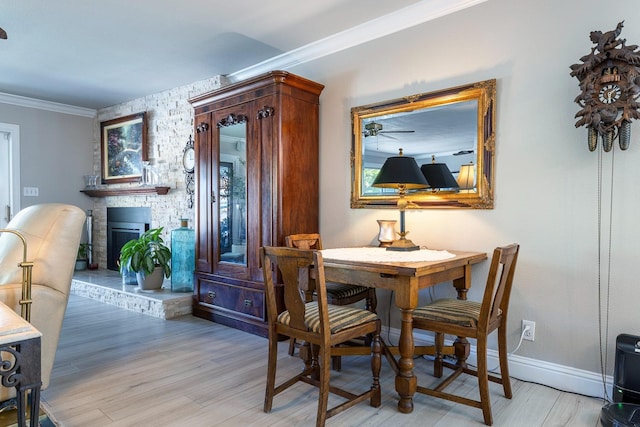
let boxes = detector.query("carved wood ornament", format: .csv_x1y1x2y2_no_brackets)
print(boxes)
196,122,209,133
217,113,247,128
257,106,275,119
570,21,640,151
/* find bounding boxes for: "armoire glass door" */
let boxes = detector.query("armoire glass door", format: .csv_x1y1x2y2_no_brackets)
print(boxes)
218,117,247,265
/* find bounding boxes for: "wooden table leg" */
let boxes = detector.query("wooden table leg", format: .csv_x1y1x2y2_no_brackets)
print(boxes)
453,264,471,300
453,336,470,368
395,308,417,413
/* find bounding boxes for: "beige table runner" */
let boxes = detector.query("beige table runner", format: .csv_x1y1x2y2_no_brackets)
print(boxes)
320,247,455,263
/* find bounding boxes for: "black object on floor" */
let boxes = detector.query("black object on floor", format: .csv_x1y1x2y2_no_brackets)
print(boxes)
600,402,640,427
613,334,640,404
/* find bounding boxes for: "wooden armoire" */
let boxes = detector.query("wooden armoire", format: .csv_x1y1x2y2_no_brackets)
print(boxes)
188,71,324,336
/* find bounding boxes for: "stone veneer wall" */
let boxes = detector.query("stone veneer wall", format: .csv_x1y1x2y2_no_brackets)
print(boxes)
89,75,230,269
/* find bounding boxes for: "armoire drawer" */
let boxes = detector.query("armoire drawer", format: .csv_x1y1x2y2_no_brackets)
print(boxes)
199,280,265,320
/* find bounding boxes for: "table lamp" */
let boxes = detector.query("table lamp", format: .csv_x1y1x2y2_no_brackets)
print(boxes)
372,149,428,251
456,162,476,191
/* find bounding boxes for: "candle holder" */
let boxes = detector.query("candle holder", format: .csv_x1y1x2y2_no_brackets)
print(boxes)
377,220,397,247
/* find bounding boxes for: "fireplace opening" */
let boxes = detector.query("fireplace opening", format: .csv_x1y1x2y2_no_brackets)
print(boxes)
107,207,151,272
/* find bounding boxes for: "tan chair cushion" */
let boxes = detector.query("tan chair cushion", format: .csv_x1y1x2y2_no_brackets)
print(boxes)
324,283,369,299
413,299,482,327
278,302,378,333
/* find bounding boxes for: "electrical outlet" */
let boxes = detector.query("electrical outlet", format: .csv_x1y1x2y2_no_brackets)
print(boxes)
522,320,535,341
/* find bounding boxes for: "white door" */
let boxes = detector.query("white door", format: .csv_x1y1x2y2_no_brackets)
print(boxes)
0,124,20,228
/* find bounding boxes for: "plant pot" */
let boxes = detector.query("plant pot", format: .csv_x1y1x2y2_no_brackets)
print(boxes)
136,266,165,291
75,259,87,271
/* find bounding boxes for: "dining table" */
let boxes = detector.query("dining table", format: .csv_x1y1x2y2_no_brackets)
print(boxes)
318,246,487,414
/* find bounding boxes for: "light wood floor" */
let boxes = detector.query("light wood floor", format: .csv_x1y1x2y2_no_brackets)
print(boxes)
41,295,604,426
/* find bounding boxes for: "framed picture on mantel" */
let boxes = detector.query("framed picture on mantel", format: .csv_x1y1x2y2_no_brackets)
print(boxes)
100,112,147,184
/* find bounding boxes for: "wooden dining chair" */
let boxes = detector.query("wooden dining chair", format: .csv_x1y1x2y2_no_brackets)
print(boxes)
261,246,382,427
411,243,520,426
285,233,377,369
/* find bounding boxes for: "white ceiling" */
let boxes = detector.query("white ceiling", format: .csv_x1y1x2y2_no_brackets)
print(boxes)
0,0,484,110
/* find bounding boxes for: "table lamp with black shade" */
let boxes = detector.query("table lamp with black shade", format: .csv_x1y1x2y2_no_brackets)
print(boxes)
372,149,428,251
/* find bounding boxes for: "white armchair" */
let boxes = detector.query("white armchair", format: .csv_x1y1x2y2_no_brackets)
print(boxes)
0,203,85,400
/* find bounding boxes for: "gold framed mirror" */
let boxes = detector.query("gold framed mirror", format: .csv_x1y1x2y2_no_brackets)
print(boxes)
351,79,496,209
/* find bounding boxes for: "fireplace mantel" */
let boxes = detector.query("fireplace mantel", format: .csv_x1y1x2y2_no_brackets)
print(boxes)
81,186,170,198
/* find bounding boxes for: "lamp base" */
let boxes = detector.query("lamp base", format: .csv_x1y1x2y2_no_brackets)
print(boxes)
386,238,421,252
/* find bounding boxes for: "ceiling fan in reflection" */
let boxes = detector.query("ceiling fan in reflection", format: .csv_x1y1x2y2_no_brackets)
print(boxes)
362,122,414,139
453,150,474,156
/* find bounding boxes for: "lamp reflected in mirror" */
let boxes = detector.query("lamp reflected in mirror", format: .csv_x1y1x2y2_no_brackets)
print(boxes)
420,155,459,192
372,149,428,251
456,162,476,192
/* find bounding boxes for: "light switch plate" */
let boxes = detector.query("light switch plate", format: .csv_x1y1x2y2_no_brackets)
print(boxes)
23,187,39,197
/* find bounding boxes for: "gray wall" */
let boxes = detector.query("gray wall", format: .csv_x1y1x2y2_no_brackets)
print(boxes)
0,102,94,213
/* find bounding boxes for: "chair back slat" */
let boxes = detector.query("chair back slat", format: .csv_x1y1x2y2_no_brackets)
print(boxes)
285,234,324,303
480,244,520,328
261,246,317,332
285,233,323,250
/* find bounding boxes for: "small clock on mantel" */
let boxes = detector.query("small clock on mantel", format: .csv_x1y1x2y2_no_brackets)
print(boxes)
183,135,195,208
570,21,640,152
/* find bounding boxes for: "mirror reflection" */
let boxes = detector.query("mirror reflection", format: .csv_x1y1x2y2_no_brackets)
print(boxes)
351,79,495,209
361,100,478,195
219,121,247,264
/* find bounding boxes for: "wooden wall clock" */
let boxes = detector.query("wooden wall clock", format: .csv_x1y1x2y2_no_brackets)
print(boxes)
570,21,640,151
182,135,195,208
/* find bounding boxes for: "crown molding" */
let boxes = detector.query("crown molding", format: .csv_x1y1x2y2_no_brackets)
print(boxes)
229,0,488,82
0,92,96,118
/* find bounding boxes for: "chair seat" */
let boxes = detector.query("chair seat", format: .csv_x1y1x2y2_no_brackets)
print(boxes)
324,283,369,299
413,299,482,327
278,302,378,334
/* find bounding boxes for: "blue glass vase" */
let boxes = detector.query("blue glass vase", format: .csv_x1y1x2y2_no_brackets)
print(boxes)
171,218,195,292
121,263,137,286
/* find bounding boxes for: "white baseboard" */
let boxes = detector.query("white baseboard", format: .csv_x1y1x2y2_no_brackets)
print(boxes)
383,326,611,400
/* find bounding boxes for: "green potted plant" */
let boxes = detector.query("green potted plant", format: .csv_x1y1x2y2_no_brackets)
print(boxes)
75,243,90,271
119,227,171,290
